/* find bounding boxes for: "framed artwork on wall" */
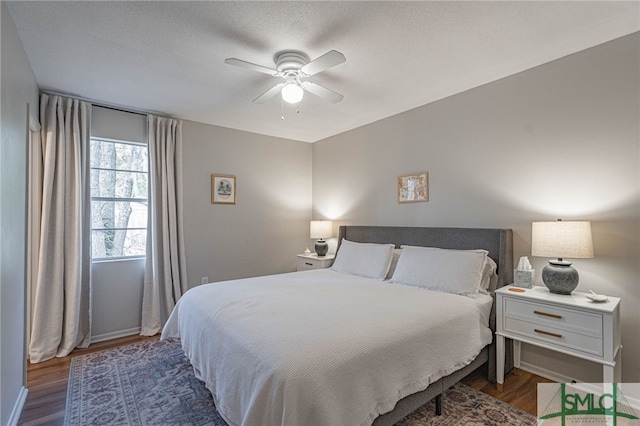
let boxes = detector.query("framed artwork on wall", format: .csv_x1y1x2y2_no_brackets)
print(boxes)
211,174,236,204
398,172,428,203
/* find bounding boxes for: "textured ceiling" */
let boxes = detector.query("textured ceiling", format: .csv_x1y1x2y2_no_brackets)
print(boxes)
6,1,640,142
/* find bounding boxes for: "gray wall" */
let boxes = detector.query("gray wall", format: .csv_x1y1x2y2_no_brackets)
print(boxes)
312,33,640,383
182,120,312,285
1,3,39,424
89,112,313,339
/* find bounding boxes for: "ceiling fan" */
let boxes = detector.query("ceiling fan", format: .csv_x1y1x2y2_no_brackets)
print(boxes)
225,50,346,104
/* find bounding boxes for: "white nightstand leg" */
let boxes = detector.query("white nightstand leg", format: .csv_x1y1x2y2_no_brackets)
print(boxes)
603,365,614,384
496,334,505,391
513,340,521,369
604,347,623,383
615,347,622,383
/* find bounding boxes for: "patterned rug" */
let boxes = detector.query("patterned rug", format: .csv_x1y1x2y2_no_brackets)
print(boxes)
64,339,536,425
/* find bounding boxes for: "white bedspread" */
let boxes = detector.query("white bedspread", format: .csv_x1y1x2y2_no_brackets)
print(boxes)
161,269,493,426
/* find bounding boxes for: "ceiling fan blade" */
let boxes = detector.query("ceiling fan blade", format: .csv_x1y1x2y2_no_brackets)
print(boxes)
301,81,344,103
300,50,346,76
253,83,285,103
225,58,279,76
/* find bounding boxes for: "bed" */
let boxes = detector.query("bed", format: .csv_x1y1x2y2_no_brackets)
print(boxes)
161,225,514,426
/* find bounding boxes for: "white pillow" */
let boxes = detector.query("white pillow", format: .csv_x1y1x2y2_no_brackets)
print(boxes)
331,239,395,280
390,246,489,297
479,256,498,294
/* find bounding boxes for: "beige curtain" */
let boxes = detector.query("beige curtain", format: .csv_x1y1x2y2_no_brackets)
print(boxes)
140,115,188,336
29,94,92,363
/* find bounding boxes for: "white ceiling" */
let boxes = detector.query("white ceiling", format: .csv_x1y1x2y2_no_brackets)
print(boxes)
7,1,640,143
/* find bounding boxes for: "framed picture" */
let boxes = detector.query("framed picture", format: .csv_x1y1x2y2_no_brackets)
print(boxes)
211,174,236,204
398,172,428,203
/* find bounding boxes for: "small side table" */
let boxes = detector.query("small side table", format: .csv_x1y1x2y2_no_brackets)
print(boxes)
495,285,621,391
296,253,335,271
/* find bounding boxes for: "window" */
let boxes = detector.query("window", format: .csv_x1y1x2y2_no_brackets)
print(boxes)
90,138,148,260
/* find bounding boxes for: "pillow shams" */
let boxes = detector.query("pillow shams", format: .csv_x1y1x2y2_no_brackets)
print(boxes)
390,246,489,297
331,239,395,280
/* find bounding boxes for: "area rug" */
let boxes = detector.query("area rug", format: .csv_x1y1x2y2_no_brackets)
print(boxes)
64,339,536,425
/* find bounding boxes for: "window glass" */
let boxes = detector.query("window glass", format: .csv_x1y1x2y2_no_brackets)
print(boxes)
90,138,148,260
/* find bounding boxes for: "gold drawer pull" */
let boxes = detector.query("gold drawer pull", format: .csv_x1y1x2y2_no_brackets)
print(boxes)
534,329,562,339
534,310,562,319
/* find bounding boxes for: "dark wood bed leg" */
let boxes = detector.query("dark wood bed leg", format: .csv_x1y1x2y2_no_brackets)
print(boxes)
435,394,442,416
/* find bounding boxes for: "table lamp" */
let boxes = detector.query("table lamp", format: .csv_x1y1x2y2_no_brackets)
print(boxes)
531,219,594,295
310,220,333,257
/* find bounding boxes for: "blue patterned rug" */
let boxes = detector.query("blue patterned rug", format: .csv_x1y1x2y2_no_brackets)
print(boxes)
64,339,225,425
64,339,536,425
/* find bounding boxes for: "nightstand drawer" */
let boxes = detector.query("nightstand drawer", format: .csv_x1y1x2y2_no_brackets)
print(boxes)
297,258,319,270
504,298,602,336
503,316,603,356
296,254,334,271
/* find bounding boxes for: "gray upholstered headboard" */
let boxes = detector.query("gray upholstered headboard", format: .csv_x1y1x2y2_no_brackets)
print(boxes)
337,225,514,289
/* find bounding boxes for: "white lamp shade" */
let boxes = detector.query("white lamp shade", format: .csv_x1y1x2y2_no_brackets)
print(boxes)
281,83,304,103
310,220,333,239
531,221,594,259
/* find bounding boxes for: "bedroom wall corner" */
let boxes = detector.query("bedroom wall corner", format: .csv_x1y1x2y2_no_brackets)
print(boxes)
1,3,40,424
312,33,640,383
181,120,312,286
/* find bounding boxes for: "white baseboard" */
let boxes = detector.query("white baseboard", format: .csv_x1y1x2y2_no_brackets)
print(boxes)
7,386,28,426
519,362,640,410
91,327,141,344
519,361,575,383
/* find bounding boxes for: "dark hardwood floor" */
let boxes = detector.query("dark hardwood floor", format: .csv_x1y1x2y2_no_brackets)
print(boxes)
18,335,552,425
461,363,554,416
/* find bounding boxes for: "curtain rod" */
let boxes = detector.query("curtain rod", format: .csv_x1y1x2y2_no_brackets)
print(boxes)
40,90,171,118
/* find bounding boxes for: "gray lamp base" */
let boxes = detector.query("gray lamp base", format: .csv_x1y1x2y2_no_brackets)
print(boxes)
314,239,328,257
542,260,579,295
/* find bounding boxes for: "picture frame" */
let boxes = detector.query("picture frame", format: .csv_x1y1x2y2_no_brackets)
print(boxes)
211,174,236,204
398,172,428,203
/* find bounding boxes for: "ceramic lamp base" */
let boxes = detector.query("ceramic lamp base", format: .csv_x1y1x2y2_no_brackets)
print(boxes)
314,239,328,257
542,260,579,295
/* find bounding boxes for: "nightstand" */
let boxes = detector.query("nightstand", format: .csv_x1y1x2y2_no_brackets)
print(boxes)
296,253,335,271
495,285,621,390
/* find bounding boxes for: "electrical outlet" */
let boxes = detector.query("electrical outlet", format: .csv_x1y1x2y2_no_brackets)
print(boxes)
201,276,208,284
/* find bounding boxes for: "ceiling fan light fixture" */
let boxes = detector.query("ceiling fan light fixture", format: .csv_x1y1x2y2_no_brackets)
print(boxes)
226,49,345,104
281,82,304,104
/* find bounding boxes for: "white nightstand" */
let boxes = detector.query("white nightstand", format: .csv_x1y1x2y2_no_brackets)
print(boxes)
296,253,335,271
495,285,621,390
